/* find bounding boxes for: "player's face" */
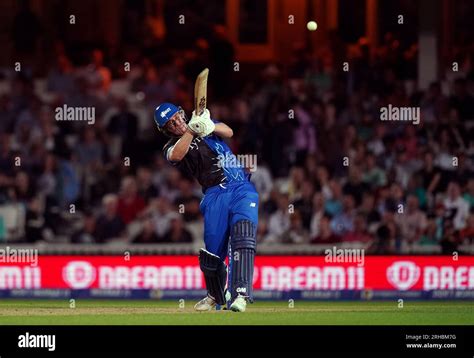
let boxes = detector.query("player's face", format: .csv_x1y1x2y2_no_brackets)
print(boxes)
165,112,187,136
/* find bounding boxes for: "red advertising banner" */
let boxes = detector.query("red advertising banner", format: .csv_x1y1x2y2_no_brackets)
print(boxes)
0,255,473,291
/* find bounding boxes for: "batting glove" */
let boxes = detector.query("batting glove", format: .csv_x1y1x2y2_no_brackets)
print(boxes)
188,109,215,137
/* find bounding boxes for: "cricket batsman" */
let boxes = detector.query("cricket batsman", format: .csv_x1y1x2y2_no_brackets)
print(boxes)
154,102,258,312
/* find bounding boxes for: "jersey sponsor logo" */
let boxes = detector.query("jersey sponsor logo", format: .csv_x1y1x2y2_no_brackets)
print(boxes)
188,137,202,151
250,202,256,207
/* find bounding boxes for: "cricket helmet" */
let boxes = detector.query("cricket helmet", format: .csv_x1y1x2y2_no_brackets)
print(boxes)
154,102,180,128
154,102,188,137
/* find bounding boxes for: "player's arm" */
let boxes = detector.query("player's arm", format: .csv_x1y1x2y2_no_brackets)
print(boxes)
213,122,233,138
167,129,195,162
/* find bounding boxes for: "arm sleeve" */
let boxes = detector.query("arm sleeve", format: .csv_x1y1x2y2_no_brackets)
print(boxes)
163,139,179,165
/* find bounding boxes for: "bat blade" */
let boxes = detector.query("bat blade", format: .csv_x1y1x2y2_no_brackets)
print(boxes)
194,68,209,116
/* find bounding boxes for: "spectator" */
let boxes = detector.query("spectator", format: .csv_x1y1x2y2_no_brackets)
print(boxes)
265,193,291,243
137,166,159,203
151,197,175,238
262,188,279,216
107,98,139,158
160,168,182,203
417,151,443,195
324,180,343,216
133,217,161,243
358,192,381,226
250,164,273,203
440,219,460,254
151,153,171,190
287,167,305,201
24,196,44,242
420,81,447,124
0,134,14,177
310,192,326,238
160,215,193,243
363,153,387,188
342,213,373,243
443,182,470,230
367,124,386,157
392,150,412,189
395,195,427,244
343,166,369,206
12,107,43,156
315,165,332,200
12,171,36,205
330,194,356,235
463,178,474,209
280,210,307,243
95,194,125,242
449,152,473,187
56,153,80,208
293,102,317,162
75,127,104,168
117,176,146,224
371,223,394,254
0,96,14,134
47,54,76,96
37,153,57,198
311,215,341,244
420,215,442,245
385,183,405,214
293,180,314,230
71,211,97,243
459,213,474,244
173,178,201,222
82,49,112,95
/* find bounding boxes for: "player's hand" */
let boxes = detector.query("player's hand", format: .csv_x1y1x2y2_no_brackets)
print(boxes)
188,109,215,137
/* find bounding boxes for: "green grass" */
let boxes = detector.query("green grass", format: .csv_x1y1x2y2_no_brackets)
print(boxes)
0,300,472,325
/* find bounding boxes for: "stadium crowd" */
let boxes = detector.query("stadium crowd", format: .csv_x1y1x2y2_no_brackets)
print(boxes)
0,25,473,254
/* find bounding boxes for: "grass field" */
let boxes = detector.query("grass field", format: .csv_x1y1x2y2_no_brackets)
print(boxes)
0,300,472,325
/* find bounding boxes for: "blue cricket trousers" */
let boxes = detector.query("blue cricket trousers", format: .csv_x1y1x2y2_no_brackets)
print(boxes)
199,181,259,261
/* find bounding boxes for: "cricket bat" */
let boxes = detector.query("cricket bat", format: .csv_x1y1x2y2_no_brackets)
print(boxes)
194,68,209,116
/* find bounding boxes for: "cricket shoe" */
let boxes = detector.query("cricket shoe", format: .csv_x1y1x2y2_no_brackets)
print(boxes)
230,295,247,312
194,296,216,311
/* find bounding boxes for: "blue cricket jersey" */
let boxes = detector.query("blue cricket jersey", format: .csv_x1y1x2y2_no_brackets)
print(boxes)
163,125,248,192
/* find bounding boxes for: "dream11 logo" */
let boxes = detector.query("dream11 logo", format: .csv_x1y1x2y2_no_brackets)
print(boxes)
386,261,421,290
62,261,96,289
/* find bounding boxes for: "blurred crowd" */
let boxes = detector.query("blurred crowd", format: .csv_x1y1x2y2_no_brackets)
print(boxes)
0,25,473,254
